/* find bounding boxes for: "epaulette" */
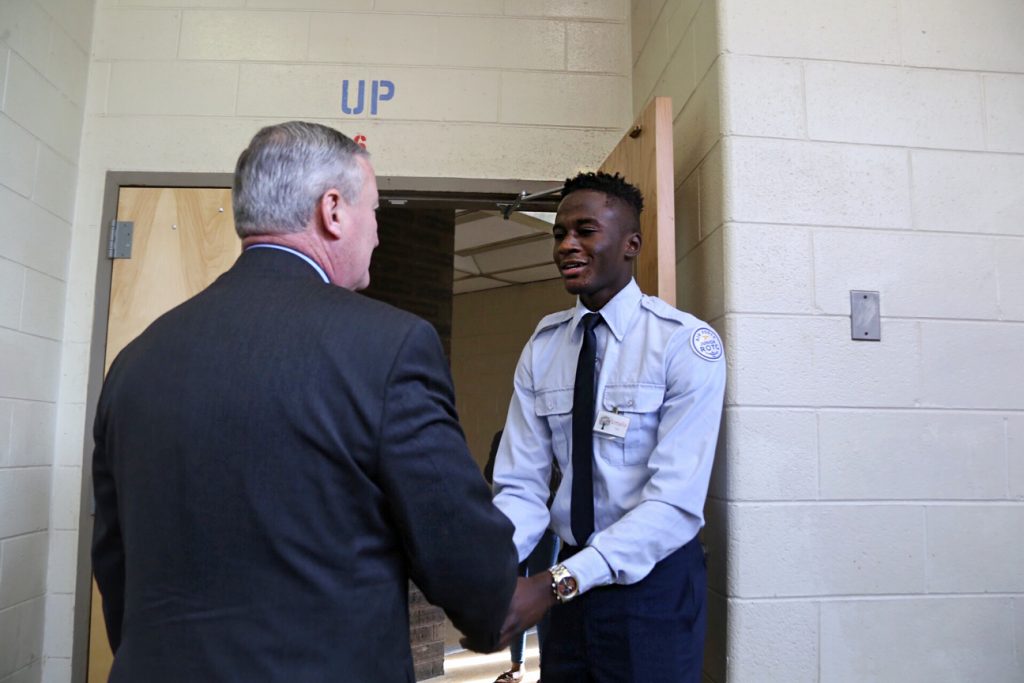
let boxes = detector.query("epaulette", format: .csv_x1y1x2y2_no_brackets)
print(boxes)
639,295,691,325
534,308,575,335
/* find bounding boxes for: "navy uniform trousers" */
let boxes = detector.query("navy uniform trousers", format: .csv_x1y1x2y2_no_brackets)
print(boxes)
541,536,707,683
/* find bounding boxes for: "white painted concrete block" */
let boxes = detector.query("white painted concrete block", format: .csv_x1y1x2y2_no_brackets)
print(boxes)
43,24,89,106
248,0,368,8
819,411,1006,500
728,600,818,683
726,316,921,408
92,8,181,60
719,0,900,64
985,75,1024,153
0,597,45,675
724,223,813,314
631,2,670,107
501,72,629,128
7,401,55,468
108,62,237,117
657,26,696,120
673,64,720,182
698,140,723,238
629,0,658,64
235,63,368,120
721,55,804,139
813,229,1001,320
31,146,77,223
0,48,8,109
57,343,88,418
0,116,36,199
927,505,1024,592
36,0,97,52
0,402,11,466
0,532,48,610
45,532,77,597
676,224,723,323
691,0,717,79
0,0,52,73
674,167,699,256
912,150,1024,235
729,503,926,597
49,467,80,532
368,67,499,122
717,407,818,501
20,271,65,340
84,62,109,116
726,137,911,229
806,62,985,150
509,0,626,21
376,0,498,13
41,594,73,658
53,401,86,468
40,657,71,683
0,329,61,404
568,21,629,73
901,0,1024,72
180,10,308,61
4,55,83,163
664,0,701,57
822,597,1018,682
309,13,433,65
437,17,566,70
1010,416,1024,500
117,0,244,6
920,321,1024,409
0,187,70,280
0,468,50,539
0,259,24,332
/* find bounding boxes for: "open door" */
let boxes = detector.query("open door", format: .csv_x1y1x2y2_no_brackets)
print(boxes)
599,96,676,305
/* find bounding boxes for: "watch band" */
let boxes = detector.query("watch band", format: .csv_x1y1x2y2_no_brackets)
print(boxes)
549,563,579,604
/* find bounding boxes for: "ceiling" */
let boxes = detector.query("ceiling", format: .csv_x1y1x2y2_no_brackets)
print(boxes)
452,210,560,294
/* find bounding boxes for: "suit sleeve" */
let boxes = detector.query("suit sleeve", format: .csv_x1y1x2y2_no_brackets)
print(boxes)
91,381,126,653
376,319,519,651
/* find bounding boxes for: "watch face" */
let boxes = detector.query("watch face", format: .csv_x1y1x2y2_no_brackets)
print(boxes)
556,576,578,597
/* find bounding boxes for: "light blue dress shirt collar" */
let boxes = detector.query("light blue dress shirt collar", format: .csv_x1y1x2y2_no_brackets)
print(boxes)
571,278,642,343
244,243,330,283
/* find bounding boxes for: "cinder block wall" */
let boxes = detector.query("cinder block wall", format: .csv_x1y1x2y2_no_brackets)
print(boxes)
0,1,96,682
710,0,1024,681
629,1,726,680
35,2,632,680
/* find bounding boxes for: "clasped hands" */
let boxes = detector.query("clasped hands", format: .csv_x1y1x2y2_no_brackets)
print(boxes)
460,570,557,653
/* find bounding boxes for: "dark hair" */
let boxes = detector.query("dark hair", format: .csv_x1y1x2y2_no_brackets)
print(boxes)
562,172,644,224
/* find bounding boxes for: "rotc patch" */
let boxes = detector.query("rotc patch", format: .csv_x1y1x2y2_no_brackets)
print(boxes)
690,327,723,361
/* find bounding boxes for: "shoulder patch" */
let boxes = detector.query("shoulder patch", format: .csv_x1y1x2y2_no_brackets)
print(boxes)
690,327,724,361
535,308,575,334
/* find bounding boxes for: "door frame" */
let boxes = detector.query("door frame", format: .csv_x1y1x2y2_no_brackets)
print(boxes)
71,171,564,683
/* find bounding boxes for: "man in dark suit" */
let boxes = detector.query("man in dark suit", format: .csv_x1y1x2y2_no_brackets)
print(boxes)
91,121,519,682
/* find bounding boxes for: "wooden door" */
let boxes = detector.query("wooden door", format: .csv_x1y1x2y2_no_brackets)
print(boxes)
599,96,676,305
88,187,240,682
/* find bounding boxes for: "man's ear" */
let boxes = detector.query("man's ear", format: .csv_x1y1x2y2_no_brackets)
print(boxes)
318,188,345,239
624,230,642,261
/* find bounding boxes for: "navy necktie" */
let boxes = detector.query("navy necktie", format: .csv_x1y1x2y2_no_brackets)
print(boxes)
571,312,602,546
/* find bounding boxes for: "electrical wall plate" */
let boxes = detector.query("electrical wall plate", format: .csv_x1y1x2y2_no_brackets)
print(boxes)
850,290,880,341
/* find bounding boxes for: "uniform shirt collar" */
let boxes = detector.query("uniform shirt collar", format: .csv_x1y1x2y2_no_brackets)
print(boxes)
571,279,641,342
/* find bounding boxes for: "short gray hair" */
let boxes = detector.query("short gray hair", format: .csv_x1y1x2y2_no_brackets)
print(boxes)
232,121,370,237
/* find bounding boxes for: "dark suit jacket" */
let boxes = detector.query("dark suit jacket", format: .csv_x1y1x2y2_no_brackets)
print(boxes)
92,247,518,682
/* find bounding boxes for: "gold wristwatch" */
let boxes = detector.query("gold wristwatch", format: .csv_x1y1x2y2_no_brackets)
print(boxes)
549,564,579,603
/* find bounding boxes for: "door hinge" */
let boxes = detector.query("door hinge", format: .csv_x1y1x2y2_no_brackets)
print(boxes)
108,220,134,259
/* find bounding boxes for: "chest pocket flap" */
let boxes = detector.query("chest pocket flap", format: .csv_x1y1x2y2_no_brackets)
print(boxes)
535,388,574,416
601,384,664,414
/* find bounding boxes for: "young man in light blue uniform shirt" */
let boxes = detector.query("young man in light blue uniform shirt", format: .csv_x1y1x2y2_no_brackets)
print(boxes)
491,172,726,682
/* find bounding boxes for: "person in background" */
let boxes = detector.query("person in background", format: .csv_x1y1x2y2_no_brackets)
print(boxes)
92,121,520,683
491,171,727,682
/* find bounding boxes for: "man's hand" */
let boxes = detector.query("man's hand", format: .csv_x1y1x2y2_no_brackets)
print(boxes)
460,572,558,653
